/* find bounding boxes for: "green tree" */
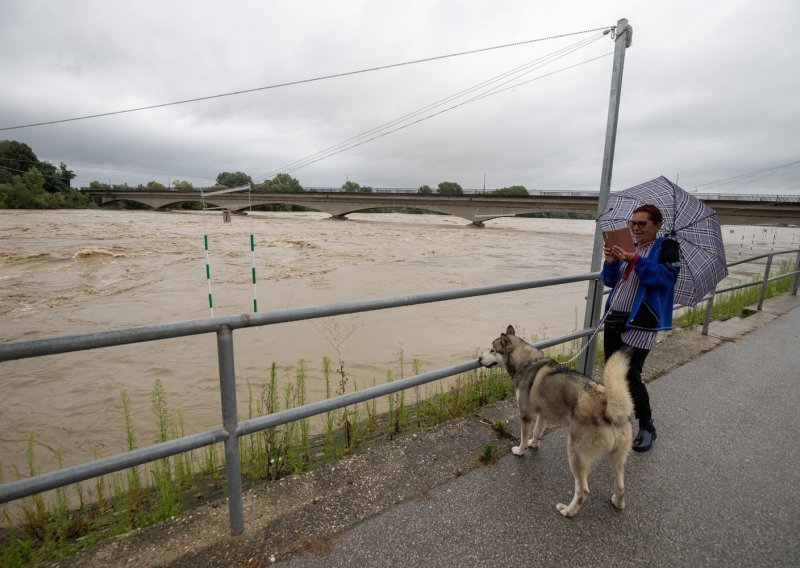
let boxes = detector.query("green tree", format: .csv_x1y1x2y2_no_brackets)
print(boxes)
418,185,432,194
0,168,57,209
264,173,302,192
35,160,75,193
492,185,528,196
145,181,167,190
437,181,463,195
0,140,38,184
0,141,75,193
216,171,252,188
341,180,373,193
171,180,194,190
0,140,86,208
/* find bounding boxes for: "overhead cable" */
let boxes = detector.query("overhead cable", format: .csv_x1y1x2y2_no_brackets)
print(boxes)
0,26,613,132
257,36,610,180
688,159,800,192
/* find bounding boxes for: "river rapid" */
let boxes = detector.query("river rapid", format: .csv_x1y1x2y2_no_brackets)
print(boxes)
1,208,797,479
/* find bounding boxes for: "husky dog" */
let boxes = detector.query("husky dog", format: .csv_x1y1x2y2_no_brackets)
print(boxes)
479,325,634,517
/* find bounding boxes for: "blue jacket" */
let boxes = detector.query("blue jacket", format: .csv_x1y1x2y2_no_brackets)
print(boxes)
601,237,680,331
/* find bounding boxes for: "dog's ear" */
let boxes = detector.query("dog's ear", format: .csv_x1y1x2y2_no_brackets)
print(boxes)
505,325,516,337
500,333,510,347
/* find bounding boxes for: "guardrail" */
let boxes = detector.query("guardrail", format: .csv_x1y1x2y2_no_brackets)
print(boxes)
0,272,599,535
700,248,800,334
80,186,800,203
1,249,798,536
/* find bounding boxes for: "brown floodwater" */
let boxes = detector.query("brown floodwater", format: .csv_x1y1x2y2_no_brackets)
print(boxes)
0,208,797,480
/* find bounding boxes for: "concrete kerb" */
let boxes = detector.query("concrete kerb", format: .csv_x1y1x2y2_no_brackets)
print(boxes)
45,295,800,567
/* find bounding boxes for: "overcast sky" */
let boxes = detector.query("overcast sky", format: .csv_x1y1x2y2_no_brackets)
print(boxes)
1,0,799,194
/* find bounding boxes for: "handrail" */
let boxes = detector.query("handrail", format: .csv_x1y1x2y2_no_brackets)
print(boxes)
0,272,597,362
1,248,798,536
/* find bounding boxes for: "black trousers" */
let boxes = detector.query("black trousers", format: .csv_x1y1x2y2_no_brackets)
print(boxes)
603,330,652,423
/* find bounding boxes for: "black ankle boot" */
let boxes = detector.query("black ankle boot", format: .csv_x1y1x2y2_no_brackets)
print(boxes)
632,419,656,452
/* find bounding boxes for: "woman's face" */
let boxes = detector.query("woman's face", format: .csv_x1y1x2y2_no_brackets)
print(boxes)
629,212,661,245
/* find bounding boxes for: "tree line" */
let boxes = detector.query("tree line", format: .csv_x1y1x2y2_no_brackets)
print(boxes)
1,139,534,210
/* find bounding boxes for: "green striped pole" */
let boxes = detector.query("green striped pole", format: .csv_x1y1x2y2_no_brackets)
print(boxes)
204,235,214,317
250,234,258,313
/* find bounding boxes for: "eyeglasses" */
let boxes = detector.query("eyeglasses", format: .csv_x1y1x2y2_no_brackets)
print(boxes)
628,220,650,229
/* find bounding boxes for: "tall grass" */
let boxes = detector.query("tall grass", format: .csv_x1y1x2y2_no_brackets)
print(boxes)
0,354,518,566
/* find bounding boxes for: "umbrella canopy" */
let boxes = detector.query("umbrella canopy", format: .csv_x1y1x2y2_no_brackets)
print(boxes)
597,176,728,306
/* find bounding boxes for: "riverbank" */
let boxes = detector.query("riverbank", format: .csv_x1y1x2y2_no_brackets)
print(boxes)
41,293,799,567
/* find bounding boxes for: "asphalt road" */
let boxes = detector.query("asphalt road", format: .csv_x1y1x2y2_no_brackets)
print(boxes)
283,305,800,568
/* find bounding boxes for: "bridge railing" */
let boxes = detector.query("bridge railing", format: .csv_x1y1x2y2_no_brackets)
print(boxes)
1,249,798,536
81,186,800,203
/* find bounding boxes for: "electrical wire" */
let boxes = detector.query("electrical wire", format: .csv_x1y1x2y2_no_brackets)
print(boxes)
0,26,613,132
256,35,610,181
687,159,800,192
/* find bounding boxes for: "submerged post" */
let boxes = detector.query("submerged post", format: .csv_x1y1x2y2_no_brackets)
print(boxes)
579,18,633,376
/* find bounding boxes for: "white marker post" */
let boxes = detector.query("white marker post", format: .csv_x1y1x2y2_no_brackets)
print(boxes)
204,235,214,317
250,234,258,313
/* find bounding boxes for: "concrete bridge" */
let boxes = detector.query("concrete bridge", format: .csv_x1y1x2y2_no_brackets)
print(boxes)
84,189,800,226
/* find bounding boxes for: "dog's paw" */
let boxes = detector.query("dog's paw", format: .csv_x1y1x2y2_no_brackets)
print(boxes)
611,493,625,510
511,445,527,456
556,503,576,518
526,438,540,449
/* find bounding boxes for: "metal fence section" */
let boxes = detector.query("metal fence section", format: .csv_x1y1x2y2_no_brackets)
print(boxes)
700,248,800,335
1,249,798,536
0,272,599,535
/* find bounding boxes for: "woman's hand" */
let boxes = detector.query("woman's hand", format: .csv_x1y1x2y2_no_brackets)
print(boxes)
607,245,637,263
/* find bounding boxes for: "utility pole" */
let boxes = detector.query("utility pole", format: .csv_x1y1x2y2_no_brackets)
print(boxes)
579,18,633,376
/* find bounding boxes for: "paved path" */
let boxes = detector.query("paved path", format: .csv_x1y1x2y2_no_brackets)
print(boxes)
284,304,800,567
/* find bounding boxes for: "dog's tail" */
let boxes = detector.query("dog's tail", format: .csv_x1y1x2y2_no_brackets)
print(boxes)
603,350,635,424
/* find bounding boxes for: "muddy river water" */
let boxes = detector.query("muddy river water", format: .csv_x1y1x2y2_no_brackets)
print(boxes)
1,208,797,478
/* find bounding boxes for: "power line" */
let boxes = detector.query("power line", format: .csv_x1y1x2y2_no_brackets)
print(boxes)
0,26,612,132
256,35,609,181
687,159,800,192
279,54,613,177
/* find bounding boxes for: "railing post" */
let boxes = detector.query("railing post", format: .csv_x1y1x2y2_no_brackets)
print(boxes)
217,326,245,535
702,293,715,335
791,250,800,296
757,254,773,311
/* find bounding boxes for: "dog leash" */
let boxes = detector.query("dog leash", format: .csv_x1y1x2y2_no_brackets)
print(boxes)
561,308,611,365
561,275,622,366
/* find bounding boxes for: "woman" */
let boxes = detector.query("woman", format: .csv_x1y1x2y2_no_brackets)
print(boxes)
601,204,680,452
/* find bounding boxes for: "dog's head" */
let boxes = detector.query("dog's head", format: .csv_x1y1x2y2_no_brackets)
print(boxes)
479,325,525,370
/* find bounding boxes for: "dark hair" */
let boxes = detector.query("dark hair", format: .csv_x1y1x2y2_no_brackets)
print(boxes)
633,204,663,225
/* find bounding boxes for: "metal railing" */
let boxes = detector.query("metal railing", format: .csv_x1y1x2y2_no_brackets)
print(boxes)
1,249,798,535
0,272,599,535
700,248,800,335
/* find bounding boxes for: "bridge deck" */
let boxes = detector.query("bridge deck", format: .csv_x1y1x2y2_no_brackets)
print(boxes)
84,189,800,225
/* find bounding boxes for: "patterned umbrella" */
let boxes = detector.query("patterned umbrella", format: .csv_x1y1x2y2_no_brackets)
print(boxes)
597,176,728,306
